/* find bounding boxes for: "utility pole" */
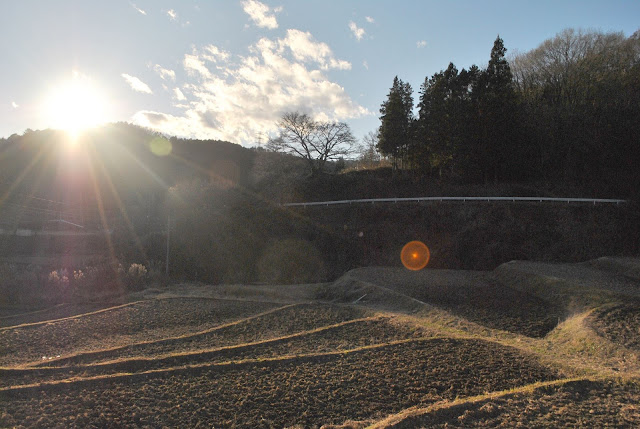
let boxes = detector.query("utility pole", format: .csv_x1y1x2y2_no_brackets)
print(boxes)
165,213,170,276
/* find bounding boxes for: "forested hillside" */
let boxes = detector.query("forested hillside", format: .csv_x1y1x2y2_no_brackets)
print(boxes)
377,29,640,197
0,123,256,229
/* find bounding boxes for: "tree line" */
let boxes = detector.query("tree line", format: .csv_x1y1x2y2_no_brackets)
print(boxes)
377,28,640,197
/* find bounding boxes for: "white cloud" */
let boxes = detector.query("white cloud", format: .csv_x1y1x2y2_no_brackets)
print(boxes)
131,3,146,15
202,45,230,63
184,54,212,79
417,40,427,48
153,65,176,81
279,29,351,70
133,31,368,145
365,16,375,23
121,73,153,94
242,0,278,29
363,60,369,70
11,101,19,109
167,9,177,21
349,21,365,41
173,88,186,101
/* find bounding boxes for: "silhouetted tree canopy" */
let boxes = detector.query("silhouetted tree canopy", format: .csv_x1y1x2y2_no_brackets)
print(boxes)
268,111,356,175
378,29,640,196
377,76,414,170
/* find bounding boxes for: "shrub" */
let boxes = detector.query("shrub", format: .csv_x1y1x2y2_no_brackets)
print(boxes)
126,263,148,290
48,270,69,286
47,269,71,298
67,260,127,299
127,263,148,278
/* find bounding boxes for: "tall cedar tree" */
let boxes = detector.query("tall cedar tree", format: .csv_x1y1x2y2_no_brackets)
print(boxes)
474,36,519,183
416,63,479,178
378,77,414,170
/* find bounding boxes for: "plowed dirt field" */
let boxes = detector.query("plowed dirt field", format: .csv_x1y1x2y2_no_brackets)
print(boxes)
1,259,639,428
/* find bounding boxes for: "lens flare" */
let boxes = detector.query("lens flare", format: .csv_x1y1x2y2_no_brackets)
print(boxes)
149,137,172,156
401,241,430,271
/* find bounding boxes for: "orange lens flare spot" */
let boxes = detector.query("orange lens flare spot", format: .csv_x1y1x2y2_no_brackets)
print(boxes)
401,241,430,271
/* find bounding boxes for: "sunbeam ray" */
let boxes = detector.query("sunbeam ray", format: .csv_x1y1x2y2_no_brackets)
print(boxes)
87,140,149,263
85,141,122,290
0,139,52,210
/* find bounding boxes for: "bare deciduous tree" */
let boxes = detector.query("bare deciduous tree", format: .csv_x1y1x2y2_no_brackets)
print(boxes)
357,130,382,168
510,28,633,104
268,111,356,175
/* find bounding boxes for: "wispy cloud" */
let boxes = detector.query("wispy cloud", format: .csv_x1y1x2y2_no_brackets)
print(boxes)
417,40,427,48
153,65,176,81
133,32,368,144
183,54,212,79
202,45,230,63
363,60,369,70
242,0,278,29
11,101,19,109
121,73,153,94
130,3,146,15
167,9,177,21
365,16,375,23
173,88,186,101
349,21,365,41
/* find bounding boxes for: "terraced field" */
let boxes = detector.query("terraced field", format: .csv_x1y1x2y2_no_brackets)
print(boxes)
0,298,280,367
589,302,640,351
0,302,120,327
377,379,640,428
1,258,639,428
341,267,565,337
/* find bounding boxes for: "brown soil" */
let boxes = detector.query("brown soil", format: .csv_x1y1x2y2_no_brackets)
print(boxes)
30,303,371,367
342,267,563,337
1,317,428,387
589,302,640,351
0,338,559,429
1,260,639,428
392,378,640,428
0,298,279,366
0,302,121,327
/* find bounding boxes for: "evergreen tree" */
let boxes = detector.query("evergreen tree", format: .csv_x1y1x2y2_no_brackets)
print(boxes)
415,63,479,179
473,36,519,182
378,76,414,170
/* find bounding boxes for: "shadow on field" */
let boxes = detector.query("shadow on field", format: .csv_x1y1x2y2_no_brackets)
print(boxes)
322,267,565,338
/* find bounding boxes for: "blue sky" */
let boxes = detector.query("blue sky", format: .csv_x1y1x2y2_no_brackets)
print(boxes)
2,0,639,145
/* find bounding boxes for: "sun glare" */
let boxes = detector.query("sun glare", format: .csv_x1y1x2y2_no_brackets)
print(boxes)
42,73,109,138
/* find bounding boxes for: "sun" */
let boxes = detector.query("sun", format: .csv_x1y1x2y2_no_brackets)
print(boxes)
42,72,109,138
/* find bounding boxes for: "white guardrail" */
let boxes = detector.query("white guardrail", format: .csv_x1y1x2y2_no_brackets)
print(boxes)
283,196,627,208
